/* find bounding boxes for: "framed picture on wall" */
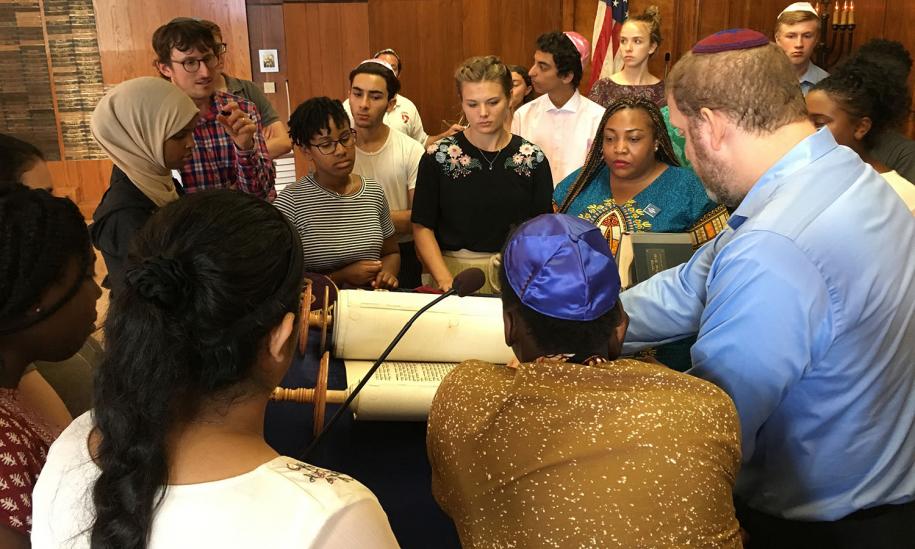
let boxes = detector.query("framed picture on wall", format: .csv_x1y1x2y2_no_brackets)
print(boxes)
259,49,279,73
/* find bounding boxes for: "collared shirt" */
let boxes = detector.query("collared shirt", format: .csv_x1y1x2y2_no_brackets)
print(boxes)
512,90,605,185
428,358,742,548
180,90,275,200
799,62,829,96
620,128,915,521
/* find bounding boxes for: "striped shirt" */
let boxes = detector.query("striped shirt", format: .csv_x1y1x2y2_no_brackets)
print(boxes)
275,175,395,274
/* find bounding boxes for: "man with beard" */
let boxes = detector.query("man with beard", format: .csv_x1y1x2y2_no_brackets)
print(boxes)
620,29,915,547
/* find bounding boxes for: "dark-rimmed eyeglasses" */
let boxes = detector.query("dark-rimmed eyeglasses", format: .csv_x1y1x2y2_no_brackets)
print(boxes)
170,53,219,73
309,129,357,155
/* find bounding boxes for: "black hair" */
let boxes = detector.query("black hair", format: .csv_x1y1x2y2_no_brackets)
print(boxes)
152,19,219,67
811,59,912,147
499,259,619,354
288,97,351,149
508,64,534,104
851,39,912,83
372,48,403,74
349,61,401,100
0,185,90,335
536,32,583,88
558,96,678,214
89,190,303,549
0,133,45,186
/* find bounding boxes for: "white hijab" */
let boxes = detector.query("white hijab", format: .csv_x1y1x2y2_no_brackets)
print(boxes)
91,77,198,207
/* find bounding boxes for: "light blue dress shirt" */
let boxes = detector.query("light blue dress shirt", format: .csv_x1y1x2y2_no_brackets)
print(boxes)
620,128,915,521
800,62,829,96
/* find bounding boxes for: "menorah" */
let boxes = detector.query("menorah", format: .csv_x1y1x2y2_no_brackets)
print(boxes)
815,0,856,69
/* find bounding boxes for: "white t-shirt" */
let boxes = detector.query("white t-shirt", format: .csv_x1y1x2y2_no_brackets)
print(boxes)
354,129,424,242
344,94,428,145
512,90,606,186
882,170,915,215
32,412,399,549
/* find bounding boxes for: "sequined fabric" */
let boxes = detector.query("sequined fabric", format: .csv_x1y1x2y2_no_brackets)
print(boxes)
427,358,742,548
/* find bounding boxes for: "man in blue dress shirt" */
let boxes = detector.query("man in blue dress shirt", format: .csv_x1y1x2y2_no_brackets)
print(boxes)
620,29,915,547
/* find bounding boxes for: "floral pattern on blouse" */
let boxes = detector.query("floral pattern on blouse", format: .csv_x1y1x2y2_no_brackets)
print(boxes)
504,141,545,177
428,137,482,179
285,461,355,485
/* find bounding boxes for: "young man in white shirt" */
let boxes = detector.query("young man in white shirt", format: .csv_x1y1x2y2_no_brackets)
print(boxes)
512,31,606,186
347,60,425,288
774,2,829,95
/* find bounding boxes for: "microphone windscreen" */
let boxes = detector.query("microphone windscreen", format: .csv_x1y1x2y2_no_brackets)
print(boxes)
452,268,486,297
665,52,671,62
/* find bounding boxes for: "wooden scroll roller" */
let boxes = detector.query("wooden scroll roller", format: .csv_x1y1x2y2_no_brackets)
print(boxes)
270,351,347,436
297,274,339,356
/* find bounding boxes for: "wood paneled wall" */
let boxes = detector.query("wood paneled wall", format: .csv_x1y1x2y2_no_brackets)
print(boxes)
93,0,252,84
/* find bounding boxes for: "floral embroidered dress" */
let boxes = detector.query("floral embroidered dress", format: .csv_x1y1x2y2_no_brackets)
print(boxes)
554,163,721,257
412,132,554,253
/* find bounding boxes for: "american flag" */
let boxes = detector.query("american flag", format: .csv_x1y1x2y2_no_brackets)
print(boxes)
588,0,629,92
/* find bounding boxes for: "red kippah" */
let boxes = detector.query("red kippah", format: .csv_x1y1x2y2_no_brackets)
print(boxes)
692,28,770,54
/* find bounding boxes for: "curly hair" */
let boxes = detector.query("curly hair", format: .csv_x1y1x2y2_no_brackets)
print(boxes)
811,58,912,147
557,96,679,214
89,190,303,549
536,32,583,88
850,39,913,84
288,97,350,149
0,133,44,187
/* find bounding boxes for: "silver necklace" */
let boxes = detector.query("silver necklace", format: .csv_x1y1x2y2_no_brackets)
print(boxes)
471,135,508,170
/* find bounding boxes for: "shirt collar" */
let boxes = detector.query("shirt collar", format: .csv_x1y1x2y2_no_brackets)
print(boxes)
728,127,837,230
545,90,582,113
799,62,827,87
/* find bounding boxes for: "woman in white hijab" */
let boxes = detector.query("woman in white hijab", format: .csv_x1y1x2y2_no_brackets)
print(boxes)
90,77,199,291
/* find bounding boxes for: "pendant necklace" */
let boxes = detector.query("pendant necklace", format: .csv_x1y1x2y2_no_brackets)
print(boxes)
472,134,508,171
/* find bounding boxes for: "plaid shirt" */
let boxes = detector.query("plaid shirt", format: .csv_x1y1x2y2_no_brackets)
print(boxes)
180,90,276,200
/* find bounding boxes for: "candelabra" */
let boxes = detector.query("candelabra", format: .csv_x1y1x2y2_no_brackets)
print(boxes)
815,0,856,69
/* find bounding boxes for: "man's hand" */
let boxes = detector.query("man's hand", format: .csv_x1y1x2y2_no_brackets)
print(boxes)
216,101,257,151
341,260,383,287
373,270,399,290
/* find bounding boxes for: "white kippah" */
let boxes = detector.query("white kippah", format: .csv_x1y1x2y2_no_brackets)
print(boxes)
359,58,395,74
779,2,819,18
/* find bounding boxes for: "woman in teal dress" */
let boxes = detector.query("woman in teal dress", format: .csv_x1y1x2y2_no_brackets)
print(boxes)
554,96,727,257
554,96,728,371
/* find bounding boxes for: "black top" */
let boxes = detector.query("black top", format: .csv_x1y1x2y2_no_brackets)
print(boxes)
411,133,553,253
90,166,179,291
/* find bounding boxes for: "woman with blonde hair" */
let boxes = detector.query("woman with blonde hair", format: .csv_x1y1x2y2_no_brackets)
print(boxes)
412,55,553,294
589,6,666,108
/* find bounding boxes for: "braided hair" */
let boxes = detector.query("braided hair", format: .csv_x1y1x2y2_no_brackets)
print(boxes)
90,190,303,549
557,96,679,214
288,97,350,149
0,185,90,335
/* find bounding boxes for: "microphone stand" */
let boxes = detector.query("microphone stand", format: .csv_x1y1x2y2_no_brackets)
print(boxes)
301,288,457,459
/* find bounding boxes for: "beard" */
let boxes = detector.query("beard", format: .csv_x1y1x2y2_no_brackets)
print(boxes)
688,127,745,209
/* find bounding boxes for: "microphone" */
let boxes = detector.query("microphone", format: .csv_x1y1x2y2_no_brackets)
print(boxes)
301,268,486,459
663,52,671,79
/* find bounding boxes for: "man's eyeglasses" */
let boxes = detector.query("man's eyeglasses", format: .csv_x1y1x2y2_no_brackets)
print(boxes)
170,53,219,73
309,129,357,155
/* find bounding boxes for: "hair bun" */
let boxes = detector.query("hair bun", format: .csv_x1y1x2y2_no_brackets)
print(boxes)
125,256,193,310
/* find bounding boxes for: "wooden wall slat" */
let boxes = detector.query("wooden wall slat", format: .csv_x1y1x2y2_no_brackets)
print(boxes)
93,0,252,85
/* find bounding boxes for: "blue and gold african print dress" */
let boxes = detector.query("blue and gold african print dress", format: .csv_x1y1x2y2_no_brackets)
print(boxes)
554,163,726,256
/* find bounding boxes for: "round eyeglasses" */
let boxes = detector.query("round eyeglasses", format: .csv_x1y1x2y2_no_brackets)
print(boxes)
309,129,357,155
170,53,220,73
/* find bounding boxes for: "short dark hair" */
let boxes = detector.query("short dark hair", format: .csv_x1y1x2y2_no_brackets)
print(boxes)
0,133,44,186
499,259,618,354
349,61,401,100
152,19,219,68
288,97,351,149
812,59,912,147
0,186,91,335
536,32,583,88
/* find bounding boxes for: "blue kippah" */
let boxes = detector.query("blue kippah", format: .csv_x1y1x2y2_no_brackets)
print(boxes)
503,214,621,321
692,28,770,54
